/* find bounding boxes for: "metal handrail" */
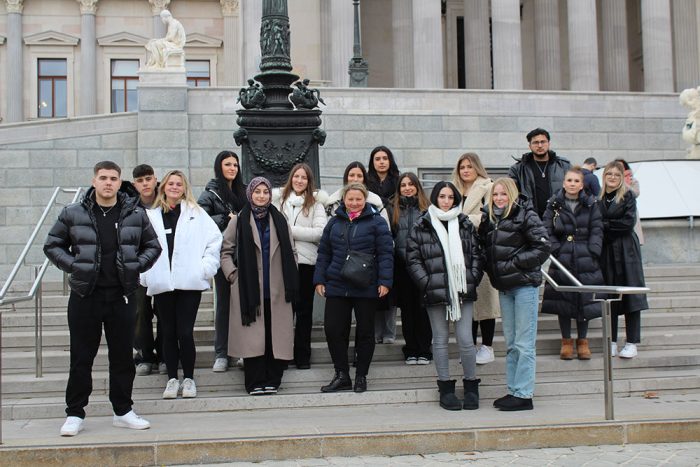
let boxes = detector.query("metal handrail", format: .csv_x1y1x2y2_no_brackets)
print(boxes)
542,254,650,421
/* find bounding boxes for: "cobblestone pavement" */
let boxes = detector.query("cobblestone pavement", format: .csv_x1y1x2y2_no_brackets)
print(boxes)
184,442,700,466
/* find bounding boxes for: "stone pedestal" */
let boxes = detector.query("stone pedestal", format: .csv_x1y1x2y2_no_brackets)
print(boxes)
136,69,190,176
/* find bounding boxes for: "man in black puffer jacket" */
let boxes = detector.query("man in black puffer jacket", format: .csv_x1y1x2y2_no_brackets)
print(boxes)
44,161,161,437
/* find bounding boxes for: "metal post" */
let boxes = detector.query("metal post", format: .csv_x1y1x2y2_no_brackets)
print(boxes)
35,266,43,378
601,299,614,420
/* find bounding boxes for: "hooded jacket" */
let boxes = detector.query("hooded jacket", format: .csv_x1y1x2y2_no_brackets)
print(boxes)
43,188,162,298
508,151,571,216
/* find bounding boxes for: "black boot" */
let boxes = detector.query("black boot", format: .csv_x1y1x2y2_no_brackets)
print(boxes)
353,375,367,393
497,395,533,411
463,378,480,410
321,370,352,393
437,379,462,411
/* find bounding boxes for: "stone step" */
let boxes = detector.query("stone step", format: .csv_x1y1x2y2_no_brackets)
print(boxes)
643,264,700,279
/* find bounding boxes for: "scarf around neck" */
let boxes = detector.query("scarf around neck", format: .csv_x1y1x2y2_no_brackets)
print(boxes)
427,204,467,321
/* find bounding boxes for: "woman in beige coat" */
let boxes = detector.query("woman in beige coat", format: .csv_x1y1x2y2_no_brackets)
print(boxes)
452,153,500,365
220,177,298,395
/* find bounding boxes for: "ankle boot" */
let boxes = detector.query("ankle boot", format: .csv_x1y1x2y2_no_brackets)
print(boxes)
576,338,591,360
560,338,574,360
321,370,352,392
463,378,480,410
437,380,462,411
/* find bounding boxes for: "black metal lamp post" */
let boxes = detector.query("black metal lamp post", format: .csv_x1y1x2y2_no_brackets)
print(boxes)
348,0,369,87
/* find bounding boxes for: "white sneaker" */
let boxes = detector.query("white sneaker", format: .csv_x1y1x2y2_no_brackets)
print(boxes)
60,416,84,436
610,342,618,357
416,357,431,365
135,362,152,376
405,357,418,365
212,357,228,373
476,345,495,365
162,378,180,399
181,378,197,398
113,410,150,430
619,343,638,359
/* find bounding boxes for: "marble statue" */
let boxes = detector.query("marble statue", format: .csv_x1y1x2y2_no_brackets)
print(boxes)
145,10,186,69
680,86,700,158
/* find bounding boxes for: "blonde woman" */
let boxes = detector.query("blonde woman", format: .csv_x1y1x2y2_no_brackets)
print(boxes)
140,170,222,400
452,153,500,365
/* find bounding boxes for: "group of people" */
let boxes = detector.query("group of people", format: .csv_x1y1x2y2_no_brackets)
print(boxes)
43,127,647,437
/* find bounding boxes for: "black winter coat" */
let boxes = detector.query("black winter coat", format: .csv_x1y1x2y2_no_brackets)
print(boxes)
198,179,245,232
478,197,551,291
313,203,394,299
387,196,423,266
43,188,162,298
541,190,605,321
599,190,648,315
508,151,571,216
406,211,484,306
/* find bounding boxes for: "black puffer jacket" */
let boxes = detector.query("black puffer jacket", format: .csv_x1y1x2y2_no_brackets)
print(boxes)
197,179,244,232
541,189,604,321
478,196,551,291
387,196,423,266
508,151,571,216
43,188,162,298
406,211,484,306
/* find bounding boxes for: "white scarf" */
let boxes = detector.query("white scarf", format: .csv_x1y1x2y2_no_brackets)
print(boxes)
428,204,468,321
283,192,305,222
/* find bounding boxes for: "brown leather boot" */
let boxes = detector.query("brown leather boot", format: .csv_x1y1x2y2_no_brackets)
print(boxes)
560,338,574,360
576,338,591,360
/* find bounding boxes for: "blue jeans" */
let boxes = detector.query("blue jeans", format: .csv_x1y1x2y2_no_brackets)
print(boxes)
499,286,539,399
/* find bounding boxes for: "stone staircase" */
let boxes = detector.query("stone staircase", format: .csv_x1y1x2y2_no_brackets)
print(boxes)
1,263,699,464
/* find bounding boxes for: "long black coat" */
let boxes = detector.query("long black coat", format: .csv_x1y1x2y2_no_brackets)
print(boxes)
599,190,648,315
406,211,484,306
541,190,605,321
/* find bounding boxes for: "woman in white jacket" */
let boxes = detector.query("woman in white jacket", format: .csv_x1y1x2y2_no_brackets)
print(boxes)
140,170,222,400
272,163,328,369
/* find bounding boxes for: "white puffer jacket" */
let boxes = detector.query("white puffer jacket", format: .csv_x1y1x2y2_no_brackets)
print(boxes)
140,202,222,296
325,188,390,226
272,188,328,265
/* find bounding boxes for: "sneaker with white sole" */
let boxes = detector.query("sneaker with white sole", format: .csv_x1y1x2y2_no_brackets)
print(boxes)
476,345,495,365
405,357,418,365
162,378,180,399
249,387,265,395
60,416,84,436
181,378,197,398
113,410,150,430
135,362,152,376
416,357,431,365
212,357,228,372
619,343,637,359
610,342,618,357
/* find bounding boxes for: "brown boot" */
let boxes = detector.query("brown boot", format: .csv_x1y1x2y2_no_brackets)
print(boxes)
560,338,574,360
576,338,591,360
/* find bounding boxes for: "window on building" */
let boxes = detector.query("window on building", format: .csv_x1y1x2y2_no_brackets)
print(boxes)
111,60,139,112
186,60,210,87
38,59,67,118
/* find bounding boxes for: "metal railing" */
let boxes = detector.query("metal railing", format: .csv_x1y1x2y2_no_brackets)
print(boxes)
542,255,650,420
0,187,82,444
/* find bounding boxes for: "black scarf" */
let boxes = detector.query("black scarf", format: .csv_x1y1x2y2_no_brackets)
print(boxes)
237,204,299,326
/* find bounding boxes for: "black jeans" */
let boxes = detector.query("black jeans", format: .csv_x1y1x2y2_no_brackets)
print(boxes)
324,296,377,377
293,264,315,366
213,269,231,359
154,289,202,380
472,319,495,347
66,290,135,418
134,285,162,365
244,299,286,392
611,311,641,344
395,266,432,359
558,316,589,339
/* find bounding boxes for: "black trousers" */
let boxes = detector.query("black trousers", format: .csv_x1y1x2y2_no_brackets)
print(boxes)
66,290,135,418
293,264,315,366
154,289,201,380
395,266,432,359
558,316,589,339
244,299,286,392
134,285,162,365
472,319,495,347
611,311,641,344
213,269,231,359
324,296,377,377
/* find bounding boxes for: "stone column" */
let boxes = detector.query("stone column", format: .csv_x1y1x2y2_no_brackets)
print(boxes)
641,0,674,92
567,0,599,91
412,0,443,88
534,0,561,90
491,0,523,90
221,0,241,86
392,0,413,88
5,0,24,122
463,0,491,89
241,0,262,81
77,0,98,116
673,0,700,91
321,0,353,87
149,0,170,38
601,0,630,91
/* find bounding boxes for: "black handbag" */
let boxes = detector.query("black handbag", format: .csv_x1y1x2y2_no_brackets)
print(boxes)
339,223,376,288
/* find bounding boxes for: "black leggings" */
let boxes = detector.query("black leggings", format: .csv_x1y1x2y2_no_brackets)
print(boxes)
472,319,495,346
293,264,315,365
558,316,589,339
154,289,202,380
